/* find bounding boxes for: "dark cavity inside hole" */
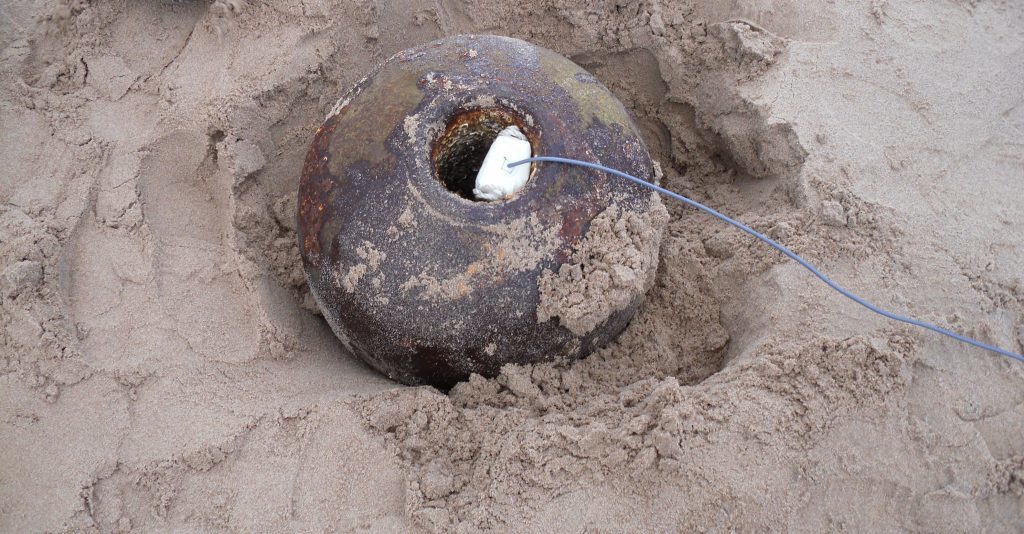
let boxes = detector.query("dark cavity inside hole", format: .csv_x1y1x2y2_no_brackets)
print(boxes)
433,108,534,200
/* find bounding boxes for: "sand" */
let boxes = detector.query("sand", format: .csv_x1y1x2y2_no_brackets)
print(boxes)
1,0,1023,531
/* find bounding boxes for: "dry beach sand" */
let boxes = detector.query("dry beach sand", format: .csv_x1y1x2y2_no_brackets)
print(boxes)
2,0,1024,531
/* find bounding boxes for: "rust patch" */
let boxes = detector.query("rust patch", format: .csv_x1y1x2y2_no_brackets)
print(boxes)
298,119,340,262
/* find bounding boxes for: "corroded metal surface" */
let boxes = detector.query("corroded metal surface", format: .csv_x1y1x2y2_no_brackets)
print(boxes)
298,35,658,388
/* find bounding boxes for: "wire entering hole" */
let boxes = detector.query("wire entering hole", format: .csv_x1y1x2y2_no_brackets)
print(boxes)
433,108,535,201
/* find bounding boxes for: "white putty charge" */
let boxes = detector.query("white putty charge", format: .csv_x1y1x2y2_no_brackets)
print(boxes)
473,125,532,201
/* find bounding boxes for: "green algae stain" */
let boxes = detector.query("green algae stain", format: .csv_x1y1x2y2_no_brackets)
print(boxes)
327,63,425,177
536,53,632,130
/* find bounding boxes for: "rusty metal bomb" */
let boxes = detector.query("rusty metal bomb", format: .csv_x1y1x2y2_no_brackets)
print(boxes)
299,35,662,388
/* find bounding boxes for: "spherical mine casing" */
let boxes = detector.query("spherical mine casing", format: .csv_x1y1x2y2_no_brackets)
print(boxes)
299,35,666,388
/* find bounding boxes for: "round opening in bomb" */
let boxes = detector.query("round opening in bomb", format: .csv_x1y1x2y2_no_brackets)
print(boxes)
432,107,538,200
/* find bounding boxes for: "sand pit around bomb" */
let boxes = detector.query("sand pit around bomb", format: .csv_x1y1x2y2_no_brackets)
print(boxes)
2,1,1023,532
